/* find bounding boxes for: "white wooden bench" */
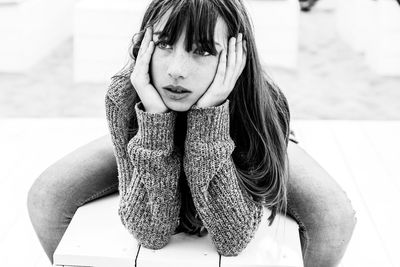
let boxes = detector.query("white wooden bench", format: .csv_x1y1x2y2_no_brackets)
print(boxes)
53,193,303,267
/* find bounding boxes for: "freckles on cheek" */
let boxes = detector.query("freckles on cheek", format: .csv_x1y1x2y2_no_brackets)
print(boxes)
198,61,218,89
208,58,220,79
151,52,166,73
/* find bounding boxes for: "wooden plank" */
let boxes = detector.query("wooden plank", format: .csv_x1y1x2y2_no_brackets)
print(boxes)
137,229,219,267
0,118,115,267
0,207,45,267
220,208,303,267
361,121,400,193
0,178,19,243
293,120,392,267
330,120,398,266
138,209,302,267
34,251,52,267
53,194,139,267
0,118,110,260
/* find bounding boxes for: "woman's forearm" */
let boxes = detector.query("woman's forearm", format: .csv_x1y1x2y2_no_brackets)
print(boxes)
184,100,263,256
105,91,181,250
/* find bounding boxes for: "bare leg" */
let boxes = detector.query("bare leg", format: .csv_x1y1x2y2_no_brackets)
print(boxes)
27,134,119,264
286,141,357,267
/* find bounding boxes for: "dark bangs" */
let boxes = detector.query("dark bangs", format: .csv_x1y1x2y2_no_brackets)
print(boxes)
150,0,219,55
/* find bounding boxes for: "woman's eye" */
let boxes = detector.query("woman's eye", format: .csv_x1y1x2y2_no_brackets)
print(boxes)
194,49,211,57
156,41,171,49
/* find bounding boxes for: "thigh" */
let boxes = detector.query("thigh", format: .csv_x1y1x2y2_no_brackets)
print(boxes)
286,141,351,219
27,134,119,263
285,141,356,267
30,134,119,207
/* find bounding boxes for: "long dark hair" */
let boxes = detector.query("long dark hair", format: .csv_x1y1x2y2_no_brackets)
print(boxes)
109,0,291,235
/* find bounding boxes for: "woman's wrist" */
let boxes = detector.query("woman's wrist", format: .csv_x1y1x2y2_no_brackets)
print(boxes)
133,102,177,150
186,100,231,142
136,101,170,114
144,107,170,114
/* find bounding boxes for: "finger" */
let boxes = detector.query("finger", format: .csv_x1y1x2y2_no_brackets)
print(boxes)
224,36,237,84
214,49,227,83
240,40,247,72
134,40,154,80
133,40,154,83
138,27,152,58
141,41,155,68
235,33,243,75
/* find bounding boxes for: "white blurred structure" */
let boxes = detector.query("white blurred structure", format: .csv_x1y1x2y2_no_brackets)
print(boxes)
0,0,76,72
365,1,400,76
336,0,400,76
336,0,373,53
73,0,299,83
73,0,149,83
245,0,300,70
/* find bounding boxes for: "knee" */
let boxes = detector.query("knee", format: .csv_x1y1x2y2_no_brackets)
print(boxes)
302,199,356,267
336,197,357,240
319,193,357,246
27,167,73,225
27,171,52,224
27,169,71,265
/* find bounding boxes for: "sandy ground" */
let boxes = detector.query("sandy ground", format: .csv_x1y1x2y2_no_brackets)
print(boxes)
0,1,399,119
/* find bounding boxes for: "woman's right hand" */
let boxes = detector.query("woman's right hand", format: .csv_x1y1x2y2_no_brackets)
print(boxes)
130,27,169,114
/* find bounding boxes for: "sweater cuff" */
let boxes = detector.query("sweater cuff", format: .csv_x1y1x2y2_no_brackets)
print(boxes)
186,99,231,142
134,102,177,150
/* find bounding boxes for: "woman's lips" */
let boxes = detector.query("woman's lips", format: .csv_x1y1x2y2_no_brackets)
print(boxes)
163,85,191,93
163,88,191,100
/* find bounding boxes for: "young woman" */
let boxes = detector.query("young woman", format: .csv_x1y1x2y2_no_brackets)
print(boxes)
27,0,356,266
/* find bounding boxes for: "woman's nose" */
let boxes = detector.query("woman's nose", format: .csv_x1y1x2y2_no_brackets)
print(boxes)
167,51,189,80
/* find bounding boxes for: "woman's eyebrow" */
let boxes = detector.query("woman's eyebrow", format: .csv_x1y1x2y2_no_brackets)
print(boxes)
152,29,222,47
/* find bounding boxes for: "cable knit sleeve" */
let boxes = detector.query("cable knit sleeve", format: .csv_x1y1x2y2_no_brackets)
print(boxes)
183,99,264,256
105,78,181,249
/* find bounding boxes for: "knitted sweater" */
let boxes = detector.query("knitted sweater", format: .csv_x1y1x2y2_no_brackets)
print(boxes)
105,75,264,256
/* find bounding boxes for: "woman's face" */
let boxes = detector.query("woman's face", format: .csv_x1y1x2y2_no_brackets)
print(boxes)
150,12,229,112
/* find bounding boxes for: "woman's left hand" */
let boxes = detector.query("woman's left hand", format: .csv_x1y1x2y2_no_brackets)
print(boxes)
195,33,247,108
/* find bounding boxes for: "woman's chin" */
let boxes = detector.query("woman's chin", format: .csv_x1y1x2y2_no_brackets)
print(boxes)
164,99,193,112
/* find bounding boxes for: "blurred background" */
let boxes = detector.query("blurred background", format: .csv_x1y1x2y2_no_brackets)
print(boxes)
1,0,400,266
1,0,399,119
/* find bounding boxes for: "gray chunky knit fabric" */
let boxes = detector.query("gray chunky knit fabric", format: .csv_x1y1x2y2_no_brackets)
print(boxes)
105,75,264,256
